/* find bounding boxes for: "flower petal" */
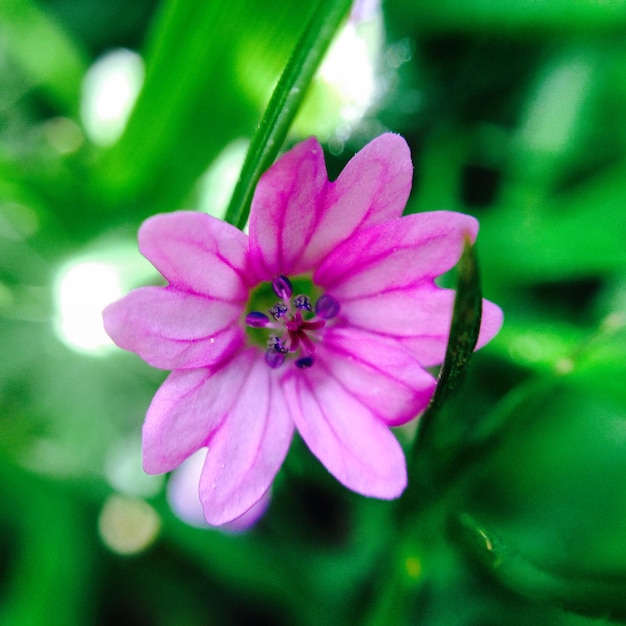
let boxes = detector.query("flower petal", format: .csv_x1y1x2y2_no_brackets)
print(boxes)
248,134,413,279
340,285,503,366
139,211,251,300
320,327,436,425
167,449,272,531
249,138,328,279
199,352,294,526
103,286,244,369
296,133,413,271
142,368,230,475
143,350,276,476
282,367,407,499
315,211,478,296
476,298,504,350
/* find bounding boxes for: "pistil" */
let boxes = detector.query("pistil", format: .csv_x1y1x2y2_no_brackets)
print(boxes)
245,276,341,369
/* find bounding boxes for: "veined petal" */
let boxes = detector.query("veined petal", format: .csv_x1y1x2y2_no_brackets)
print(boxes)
142,366,238,475
139,211,251,300
282,367,407,499
248,134,413,279
143,348,287,483
315,211,478,296
103,286,244,369
199,353,294,526
249,138,328,279
320,327,436,425
340,286,503,366
296,133,413,270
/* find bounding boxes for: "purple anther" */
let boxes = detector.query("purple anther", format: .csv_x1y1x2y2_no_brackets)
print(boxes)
295,355,314,369
269,302,288,320
293,294,312,311
245,311,270,328
265,350,286,369
267,334,288,354
315,294,340,319
272,275,293,299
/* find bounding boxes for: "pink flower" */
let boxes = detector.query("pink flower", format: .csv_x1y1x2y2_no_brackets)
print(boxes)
103,134,503,526
167,449,271,532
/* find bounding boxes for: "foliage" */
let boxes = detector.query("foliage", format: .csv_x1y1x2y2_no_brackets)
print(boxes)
1,0,626,624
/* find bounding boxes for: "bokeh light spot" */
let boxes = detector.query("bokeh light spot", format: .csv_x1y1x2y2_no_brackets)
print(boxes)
98,494,161,556
318,22,376,123
54,260,122,354
81,48,144,146
404,555,422,580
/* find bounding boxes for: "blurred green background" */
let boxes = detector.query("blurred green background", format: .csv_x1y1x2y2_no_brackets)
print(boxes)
2,0,626,624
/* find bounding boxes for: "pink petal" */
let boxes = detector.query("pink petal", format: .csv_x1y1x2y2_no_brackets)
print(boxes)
296,133,413,271
139,211,251,300
166,449,212,528
103,286,244,369
341,285,503,366
320,327,436,425
198,351,294,526
248,138,328,279
218,489,271,533
397,290,502,367
143,350,278,476
248,134,412,279
142,367,229,475
396,294,503,365
476,298,504,350
398,300,503,366
315,211,478,297
339,284,458,366
166,449,271,531
282,367,407,499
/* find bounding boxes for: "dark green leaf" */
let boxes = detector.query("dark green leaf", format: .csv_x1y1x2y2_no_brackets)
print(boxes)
410,237,483,462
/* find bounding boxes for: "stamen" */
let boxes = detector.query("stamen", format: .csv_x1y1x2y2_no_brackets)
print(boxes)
247,277,337,370
267,334,288,353
295,356,314,368
245,311,270,327
315,294,340,319
265,350,286,369
272,275,293,299
269,302,288,320
293,294,312,311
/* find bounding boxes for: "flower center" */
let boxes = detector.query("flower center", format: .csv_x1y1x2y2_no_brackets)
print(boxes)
245,275,340,369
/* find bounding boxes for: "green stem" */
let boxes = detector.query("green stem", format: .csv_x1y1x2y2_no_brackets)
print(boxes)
224,0,352,230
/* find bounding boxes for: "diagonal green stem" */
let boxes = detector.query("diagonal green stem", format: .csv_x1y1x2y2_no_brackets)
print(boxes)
224,0,351,230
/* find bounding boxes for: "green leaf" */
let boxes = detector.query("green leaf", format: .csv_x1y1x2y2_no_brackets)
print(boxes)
0,0,88,114
480,161,626,284
385,0,626,35
453,328,626,619
0,458,93,626
224,0,352,230
96,0,328,218
410,237,483,463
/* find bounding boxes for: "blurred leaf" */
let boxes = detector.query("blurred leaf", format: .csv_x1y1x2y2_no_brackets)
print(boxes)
224,0,352,229
454,325,626,619
0,0,88,114
97,0,325,219
385,0,626,34
480,161,626,284
0,458,93,626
